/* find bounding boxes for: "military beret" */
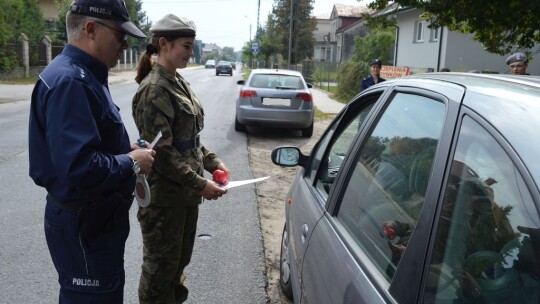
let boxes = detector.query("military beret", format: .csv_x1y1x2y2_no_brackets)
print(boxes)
150,14,196,37
70,0,146,38
369,59,382,66
505,52,528,65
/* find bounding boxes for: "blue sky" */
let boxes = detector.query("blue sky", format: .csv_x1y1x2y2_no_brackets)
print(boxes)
141,0,368,51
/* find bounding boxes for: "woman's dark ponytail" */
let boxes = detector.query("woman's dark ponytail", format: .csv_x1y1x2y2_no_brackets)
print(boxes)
135,39,159,84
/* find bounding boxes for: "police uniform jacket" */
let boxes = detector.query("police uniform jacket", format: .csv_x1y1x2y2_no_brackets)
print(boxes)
29,44,136,202
132,63,222,207
360,75,386,91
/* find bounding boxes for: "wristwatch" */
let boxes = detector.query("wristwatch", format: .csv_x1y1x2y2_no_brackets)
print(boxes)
129,155,141,174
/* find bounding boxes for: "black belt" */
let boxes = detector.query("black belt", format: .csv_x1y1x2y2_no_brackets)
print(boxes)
46,194,88,215
172,135,200,151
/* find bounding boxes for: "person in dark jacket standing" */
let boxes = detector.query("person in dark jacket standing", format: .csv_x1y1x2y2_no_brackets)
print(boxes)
28,0,155,303
132,14,228,303
360,59,386,91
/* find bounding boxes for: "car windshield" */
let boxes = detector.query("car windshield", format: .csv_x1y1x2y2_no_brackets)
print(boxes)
249,74,304,89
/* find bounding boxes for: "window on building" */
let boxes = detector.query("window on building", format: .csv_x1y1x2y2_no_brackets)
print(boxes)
415,21,425,43
431,27,440,42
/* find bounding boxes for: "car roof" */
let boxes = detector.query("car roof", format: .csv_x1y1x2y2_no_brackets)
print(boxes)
383,73,540,186
249,69,304,77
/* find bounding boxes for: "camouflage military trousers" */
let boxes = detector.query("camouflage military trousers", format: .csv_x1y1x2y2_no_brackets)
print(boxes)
138,204,199,304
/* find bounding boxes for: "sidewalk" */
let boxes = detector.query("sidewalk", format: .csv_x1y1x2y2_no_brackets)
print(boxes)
0,70,139,104
0,70,347,115
310,87,345,114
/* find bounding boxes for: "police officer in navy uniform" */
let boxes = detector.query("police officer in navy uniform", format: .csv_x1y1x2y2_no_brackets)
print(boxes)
505,52,530,75
360,58,386,91
28,0,155,302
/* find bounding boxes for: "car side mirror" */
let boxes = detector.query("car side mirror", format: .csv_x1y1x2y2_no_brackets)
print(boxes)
271,146,309,168
237,80,245,85
307,83,313,88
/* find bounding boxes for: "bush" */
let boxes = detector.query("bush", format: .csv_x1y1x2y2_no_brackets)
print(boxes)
335,61,369,102
312,66,322,87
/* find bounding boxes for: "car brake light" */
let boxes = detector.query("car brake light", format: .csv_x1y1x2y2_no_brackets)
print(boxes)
240,90,258,98
296,93,312,102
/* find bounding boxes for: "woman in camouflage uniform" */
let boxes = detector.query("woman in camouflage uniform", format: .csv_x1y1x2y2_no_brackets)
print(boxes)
132,14,228,304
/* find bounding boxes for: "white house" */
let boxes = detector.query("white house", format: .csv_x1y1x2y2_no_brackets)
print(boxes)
202,43,222,56
313,12,332,62
390,6,539,74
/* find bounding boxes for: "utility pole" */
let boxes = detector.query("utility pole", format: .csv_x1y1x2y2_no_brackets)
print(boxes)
257,0,261,31
288,0,297,67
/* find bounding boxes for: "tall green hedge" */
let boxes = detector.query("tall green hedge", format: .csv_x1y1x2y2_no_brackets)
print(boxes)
0,0,45,71
335,61,369,102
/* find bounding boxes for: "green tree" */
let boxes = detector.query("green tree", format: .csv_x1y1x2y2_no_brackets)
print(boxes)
222,47,236,62
19,0,45,42
53,0,149,50
0,0,45,71
125,0,149,51
52,0,70,43
366,0,540,55
351,27,394,64
257,14,282,67
272,0,317,64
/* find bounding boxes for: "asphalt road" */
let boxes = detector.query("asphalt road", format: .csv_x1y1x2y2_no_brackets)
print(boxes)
0,67,268,303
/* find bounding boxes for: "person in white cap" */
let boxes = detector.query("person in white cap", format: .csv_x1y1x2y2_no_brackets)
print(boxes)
28,0,154,303
132,14,228,303
505,52,529,75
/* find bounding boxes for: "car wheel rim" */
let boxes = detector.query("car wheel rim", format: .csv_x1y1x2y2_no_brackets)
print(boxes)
281,228,290,284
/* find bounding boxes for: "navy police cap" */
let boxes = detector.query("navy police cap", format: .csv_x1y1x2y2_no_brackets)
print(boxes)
70,0,146,38
369,59,383,66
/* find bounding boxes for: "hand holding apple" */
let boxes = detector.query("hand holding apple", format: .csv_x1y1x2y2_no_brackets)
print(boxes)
213,169,229,185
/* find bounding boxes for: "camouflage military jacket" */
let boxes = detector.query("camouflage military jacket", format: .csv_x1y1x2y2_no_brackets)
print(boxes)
132,63,222,206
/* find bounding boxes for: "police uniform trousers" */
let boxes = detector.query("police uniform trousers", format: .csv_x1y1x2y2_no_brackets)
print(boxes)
138,204,199,304
44,200,130,304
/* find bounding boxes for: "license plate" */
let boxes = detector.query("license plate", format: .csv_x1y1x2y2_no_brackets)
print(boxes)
263,98,291,106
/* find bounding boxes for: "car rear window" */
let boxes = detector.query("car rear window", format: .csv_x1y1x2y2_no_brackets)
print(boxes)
249,74,304,89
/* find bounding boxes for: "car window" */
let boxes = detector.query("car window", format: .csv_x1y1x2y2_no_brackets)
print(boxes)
249,74,304,89
335,92,446,282
311,94,380,201
423,116,540,303
250,74,269,88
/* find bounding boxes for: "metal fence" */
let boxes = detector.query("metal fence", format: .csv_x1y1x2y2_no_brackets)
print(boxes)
1,36,139,80
286,60,341,88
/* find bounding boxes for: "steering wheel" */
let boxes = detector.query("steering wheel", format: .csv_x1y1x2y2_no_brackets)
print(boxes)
463,250,505,279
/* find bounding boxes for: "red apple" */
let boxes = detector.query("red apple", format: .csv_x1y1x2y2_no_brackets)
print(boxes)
213,169,228,185
383,226,396,240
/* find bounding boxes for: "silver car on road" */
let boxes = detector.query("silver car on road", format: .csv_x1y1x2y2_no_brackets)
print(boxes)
235,69,314,137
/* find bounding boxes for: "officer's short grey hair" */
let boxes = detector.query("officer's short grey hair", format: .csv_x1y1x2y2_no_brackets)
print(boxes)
505,52,529,65
150,14,196,37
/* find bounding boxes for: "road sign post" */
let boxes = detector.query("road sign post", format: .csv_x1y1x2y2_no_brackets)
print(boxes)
251,41,259,68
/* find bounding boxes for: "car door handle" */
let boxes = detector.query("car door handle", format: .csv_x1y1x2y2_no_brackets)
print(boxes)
301,224,309,244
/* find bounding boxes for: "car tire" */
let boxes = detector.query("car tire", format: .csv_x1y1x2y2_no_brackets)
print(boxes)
216,72,219,76
234,118,246,132
280,223,294,300
301,123,313,137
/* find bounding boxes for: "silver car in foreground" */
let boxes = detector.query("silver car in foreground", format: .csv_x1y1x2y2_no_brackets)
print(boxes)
272,73,540,303
235,69,314,137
